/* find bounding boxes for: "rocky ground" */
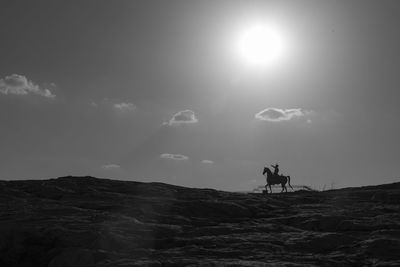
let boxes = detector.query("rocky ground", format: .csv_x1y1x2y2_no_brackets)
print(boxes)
0,176,399,266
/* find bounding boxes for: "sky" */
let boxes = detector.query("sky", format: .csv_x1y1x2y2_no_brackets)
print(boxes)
1,0,399,191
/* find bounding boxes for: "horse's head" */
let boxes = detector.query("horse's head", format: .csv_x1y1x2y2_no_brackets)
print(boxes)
263,167,272,176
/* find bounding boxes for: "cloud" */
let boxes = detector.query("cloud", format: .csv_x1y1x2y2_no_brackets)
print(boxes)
89,101,98,107
201,160,214,164
113,102,136,111
0,74,55,98
101,164,121,170
160,153,189,161
255,108,308,122
166,110,198,126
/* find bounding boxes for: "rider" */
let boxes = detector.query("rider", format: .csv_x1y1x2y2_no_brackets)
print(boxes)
271,164,279,176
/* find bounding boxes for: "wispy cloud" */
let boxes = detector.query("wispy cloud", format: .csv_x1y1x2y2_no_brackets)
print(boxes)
89,101,98,107
113,102,136,111
0,74,55,98
160,153,189,161
89,99,136,112
165,110,198,126
101,164,121,170
255,108,309,122
201,160,214,164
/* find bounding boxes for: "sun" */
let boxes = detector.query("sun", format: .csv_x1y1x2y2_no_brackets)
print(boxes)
236,22,285,66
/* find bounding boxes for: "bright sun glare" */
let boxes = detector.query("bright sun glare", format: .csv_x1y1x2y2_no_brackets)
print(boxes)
236,22,285,66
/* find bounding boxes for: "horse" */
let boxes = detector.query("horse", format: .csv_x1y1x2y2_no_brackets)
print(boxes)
262,167,293,194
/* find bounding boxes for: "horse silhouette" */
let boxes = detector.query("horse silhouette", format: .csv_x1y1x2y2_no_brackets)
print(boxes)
263,167,293,193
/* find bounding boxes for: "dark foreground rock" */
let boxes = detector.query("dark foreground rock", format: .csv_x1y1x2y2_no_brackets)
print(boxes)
0,176,399,266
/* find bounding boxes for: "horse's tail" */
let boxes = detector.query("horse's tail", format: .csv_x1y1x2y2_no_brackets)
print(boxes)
287,176,294,190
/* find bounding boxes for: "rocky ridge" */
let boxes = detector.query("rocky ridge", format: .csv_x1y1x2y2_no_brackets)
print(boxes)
0,176,399,266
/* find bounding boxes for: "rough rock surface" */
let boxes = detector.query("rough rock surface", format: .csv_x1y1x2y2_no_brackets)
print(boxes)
0,176,399,266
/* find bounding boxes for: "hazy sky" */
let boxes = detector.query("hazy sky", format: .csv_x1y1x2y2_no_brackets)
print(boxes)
1,0,399,190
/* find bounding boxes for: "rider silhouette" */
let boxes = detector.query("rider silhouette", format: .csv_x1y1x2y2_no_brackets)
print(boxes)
271,164,279,176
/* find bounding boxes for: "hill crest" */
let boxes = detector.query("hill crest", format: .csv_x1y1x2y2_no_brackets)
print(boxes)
0,176,399,266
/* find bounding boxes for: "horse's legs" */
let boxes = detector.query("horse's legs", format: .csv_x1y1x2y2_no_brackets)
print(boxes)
283,177,288,193
269,184,272,194
281,184,284,193
265,184,269,194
